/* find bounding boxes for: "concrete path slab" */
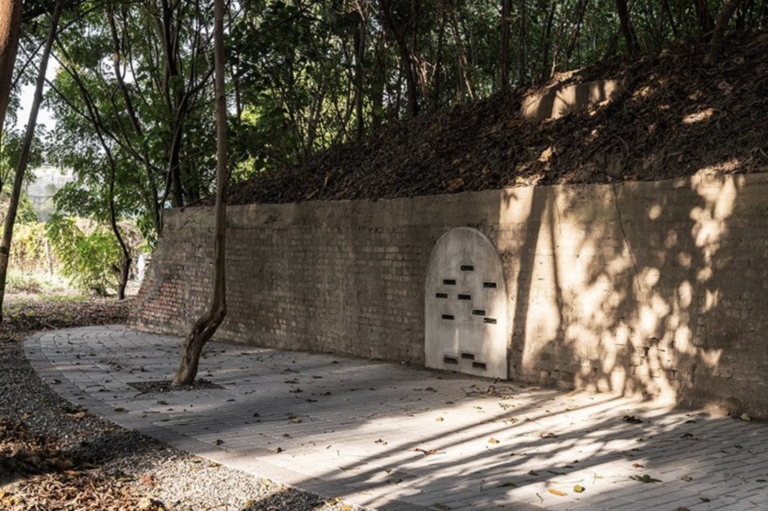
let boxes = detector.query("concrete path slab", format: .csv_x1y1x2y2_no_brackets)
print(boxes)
25,326,768,511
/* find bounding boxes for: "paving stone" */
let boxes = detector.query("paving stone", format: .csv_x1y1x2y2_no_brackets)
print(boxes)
23,326,768,511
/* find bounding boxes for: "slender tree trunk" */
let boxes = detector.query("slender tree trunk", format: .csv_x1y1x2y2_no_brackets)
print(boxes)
661,0,678,38
500,0,510,90
563,0,588,65
706,0,745,64
353,5,366,139
537,0,557,83
695,0,714,35
0,0,22,137
108,8,161,235
379,0,419,117
517,0,527,85
616,0,640,53
371,29,384,130
431,5,446,109
173,0,228,387
0,1,62,323
107,158,131,301
447,2,474,101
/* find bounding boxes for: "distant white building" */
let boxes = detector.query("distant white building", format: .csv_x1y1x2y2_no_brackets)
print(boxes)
25,165,76,221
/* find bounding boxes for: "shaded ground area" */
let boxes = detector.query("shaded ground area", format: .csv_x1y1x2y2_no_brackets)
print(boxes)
27,326,768,511
1,297,359,511
217,31,768,206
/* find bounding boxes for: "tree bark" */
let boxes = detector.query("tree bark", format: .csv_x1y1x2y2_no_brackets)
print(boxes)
379,0,419,117
616,0,640,54
172,0,228,387
431,4,446,109
352,5,366,139
0,1,62,323
500,0,510,90
446,1,474,101
0,0,22,137
517,0,527,85
537,0,557,83
695,0,714,35
706,0,745,65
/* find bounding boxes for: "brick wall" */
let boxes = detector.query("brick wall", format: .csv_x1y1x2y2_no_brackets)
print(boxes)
129,173,768,417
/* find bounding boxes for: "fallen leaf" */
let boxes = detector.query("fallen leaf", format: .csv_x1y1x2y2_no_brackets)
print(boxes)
488,438,500,444
630,474,661,483
436,417,444,422
573,485,585,493
548,489,567,497
681,474,692,482
740,413,752,422
632,463,644,468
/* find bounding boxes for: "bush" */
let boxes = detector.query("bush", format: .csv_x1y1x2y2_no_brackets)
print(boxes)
45,215,123,296
10,222,54,274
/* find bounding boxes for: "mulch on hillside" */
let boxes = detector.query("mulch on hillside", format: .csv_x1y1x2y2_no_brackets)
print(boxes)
219,31,768,206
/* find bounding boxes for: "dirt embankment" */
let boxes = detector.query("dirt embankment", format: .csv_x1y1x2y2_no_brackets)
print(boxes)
218,31,768,206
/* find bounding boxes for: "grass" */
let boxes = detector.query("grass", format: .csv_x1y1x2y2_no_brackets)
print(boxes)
6,269,72,296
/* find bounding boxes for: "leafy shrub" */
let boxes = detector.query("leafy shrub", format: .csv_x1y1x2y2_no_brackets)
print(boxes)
45,215,123,296
10,222,53,274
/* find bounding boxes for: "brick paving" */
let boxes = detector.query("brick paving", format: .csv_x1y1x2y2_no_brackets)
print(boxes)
25,326,768,511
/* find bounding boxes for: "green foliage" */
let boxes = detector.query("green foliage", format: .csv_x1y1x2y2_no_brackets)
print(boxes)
45,215,123,296
9,222,49,274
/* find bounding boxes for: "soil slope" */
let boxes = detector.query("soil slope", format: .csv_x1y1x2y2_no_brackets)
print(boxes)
222,31,768,206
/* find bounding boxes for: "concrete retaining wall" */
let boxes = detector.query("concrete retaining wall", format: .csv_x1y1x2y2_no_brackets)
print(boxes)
129,173,768,417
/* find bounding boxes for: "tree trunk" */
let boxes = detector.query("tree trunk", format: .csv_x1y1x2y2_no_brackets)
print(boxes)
500,0,510,90
431,5,446,109
537,0,557,83
353,6,366,139
379,0,419,117
172,0,228,387
705,0,745,65
695,0,714,35
0,0,22,137
517,0,527,85
447,2,474,101
0,1,61,323
616,0,640,54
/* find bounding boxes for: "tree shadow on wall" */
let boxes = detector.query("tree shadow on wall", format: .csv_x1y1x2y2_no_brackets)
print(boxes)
499,161,762,415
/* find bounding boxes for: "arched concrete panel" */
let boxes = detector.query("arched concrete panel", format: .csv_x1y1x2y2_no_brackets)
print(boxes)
425,227,509,379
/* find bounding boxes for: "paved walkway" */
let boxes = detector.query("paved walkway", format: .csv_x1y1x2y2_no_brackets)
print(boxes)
25,326,768,511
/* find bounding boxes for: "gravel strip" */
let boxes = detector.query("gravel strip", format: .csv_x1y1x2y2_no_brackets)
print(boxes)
1,314,360,510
